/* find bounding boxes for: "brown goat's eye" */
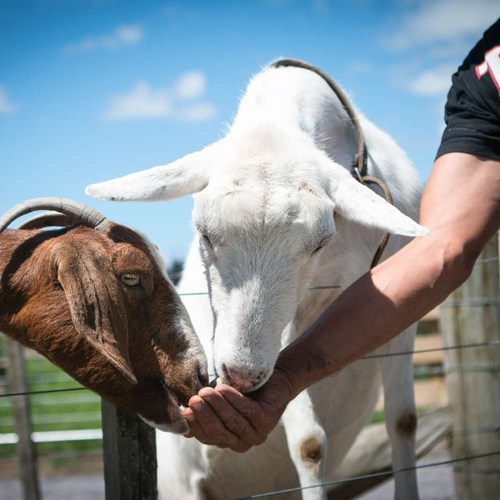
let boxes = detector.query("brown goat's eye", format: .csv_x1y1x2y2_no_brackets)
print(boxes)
120,273,141,287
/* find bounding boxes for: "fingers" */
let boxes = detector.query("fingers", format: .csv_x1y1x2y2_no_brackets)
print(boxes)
183,393,252,452
215,385,278,437
215,385,264,424
181,406,203,439
182,383,283,452
198,387,265,446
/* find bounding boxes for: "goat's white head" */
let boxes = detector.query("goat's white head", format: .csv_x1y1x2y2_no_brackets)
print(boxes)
87,129,427,392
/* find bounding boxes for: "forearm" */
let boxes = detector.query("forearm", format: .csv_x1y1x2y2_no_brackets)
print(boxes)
277,232,469,396
276,153,500,398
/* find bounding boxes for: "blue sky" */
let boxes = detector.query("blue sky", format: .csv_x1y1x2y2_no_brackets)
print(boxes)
1,0,499,263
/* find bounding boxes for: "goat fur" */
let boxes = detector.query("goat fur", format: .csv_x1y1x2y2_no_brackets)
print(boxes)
87,62,426,498
0,221,207,433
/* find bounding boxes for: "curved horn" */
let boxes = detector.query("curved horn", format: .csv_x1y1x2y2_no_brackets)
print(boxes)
0,197,110,232
18,212,78,230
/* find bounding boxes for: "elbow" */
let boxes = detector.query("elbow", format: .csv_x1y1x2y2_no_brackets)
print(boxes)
450,252,474,291
438,238,479,291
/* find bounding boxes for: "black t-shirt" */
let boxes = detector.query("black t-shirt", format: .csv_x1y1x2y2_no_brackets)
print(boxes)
436,18,500,161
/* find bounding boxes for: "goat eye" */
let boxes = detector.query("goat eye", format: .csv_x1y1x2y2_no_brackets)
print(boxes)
201,234,213,249
311,240,329,256
311,245,324,256
120,273,141,287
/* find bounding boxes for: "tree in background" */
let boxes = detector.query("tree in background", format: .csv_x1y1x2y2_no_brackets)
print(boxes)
167,259,184,286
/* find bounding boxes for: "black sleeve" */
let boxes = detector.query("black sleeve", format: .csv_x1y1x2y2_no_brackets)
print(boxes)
436,18,500,161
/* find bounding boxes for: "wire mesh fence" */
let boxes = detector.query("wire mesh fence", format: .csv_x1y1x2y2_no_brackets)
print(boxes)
0,238,498,499
238,451,500,499
1,338,498,399
1,317,497,498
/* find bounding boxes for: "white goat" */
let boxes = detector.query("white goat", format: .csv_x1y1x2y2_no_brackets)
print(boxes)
87,60,427,499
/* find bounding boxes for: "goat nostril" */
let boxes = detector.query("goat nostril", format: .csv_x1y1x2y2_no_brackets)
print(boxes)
222,364,260,392
221,363,241,387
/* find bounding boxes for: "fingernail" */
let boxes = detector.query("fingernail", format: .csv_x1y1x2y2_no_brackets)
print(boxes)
199,387,213,398
190,397,203,409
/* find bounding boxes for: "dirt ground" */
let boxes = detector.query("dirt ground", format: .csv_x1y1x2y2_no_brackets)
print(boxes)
1,441,454,499
359,441,455,500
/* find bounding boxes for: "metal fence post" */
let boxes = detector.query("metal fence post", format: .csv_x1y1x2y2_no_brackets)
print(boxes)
5,338,41,500
101,399,158,500
441,232,500,499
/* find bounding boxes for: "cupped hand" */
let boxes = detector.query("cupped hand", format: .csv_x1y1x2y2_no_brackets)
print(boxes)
182,368,294,452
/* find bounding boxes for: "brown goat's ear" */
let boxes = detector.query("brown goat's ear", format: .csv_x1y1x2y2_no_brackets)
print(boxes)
55,241,138,385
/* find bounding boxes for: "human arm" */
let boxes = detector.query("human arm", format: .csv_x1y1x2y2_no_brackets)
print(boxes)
183,152,500,450
277,152,500,394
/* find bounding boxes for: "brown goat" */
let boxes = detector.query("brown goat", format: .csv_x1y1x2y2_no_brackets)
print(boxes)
0,198,207,434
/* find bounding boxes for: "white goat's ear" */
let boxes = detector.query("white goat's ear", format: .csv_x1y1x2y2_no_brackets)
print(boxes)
85,143,219,201
334,175,428,237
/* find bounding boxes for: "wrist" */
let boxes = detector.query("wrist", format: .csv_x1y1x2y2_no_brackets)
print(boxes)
273,347,319,400
271,365,297,406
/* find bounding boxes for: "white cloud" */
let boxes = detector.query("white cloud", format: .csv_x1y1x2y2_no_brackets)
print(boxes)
384,0,500,51
64,24,143,54
102,71,217,122
0,87,16,114
408,64,456,96
103,82,171,121
384,1,500,99
426,39,474,60
176,103,217,122
174,71,206,100
115,25,142,45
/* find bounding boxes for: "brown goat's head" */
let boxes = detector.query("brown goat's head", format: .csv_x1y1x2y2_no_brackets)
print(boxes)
0,198,207,434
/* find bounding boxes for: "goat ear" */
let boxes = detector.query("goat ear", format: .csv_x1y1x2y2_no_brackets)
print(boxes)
55,242,138,385
85,142,220,202
332,174,428,237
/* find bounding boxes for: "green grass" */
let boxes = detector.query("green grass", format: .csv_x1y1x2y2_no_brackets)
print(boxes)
369,409,385,425
0,335,102,459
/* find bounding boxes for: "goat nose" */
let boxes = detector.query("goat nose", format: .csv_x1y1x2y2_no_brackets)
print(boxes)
197,362,209,388
222,364,270,393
